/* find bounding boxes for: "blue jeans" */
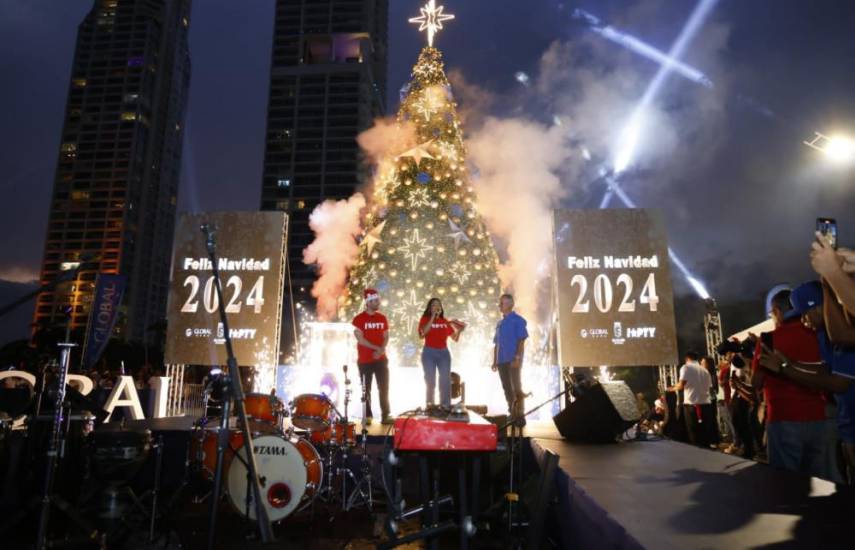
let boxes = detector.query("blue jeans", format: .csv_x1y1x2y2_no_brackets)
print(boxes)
421,347,451,407
766,419,841,482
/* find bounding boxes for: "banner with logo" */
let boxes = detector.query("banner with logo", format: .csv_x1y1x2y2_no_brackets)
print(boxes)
552,209,678,367
82,273,127,370
164,212,288,366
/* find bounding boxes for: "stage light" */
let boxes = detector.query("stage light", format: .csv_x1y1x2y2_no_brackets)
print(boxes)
826,136,855,161
515,71,530,86
614,111,645,174
804,132,855,163
686,276,711,301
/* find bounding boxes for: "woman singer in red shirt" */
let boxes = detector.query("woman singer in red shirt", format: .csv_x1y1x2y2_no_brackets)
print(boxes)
418,297,466,409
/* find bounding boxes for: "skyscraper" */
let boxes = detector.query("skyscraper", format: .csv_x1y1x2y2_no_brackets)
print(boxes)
33,0,191,344
260,0,388,309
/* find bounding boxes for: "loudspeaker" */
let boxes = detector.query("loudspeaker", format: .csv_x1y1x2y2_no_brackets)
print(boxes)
553,381,640,443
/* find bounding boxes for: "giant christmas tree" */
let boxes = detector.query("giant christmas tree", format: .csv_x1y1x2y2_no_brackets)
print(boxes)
341,1,501,364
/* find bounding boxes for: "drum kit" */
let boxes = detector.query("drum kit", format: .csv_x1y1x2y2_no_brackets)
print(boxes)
190,364,375,524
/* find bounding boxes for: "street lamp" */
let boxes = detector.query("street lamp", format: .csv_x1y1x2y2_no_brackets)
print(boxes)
804,131,855,163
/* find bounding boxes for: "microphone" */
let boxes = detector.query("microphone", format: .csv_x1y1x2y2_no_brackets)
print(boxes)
200,223,217,252
343,364,348,374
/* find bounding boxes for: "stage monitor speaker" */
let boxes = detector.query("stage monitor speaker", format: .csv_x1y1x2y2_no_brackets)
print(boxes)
553,381,641,443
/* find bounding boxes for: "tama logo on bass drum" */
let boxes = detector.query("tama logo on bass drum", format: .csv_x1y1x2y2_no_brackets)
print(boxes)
254,445,288,456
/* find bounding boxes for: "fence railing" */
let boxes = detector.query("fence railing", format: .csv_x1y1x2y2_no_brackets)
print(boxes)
182,383,206,418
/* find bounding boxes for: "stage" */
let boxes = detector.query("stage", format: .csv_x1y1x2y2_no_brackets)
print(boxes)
5,410,854,549
529,431,853,549
95,417,855,550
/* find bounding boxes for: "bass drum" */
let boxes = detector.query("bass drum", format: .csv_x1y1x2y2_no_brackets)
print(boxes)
226,435,321,522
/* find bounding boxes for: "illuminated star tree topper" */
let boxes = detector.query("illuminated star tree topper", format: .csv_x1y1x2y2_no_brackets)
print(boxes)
409,0,455,47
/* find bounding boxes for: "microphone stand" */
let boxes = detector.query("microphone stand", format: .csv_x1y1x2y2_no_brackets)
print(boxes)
35,311,91,549
499,383,574,535
201,224,274,548
346,366,375,511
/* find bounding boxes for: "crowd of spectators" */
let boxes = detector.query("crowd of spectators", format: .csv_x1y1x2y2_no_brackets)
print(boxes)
664,232,855,485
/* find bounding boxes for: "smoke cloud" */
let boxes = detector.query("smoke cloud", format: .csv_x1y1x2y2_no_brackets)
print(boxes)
303,118,415,319
458,7,732,314
468,118,574,319
356,117,416,164
302,193,366,320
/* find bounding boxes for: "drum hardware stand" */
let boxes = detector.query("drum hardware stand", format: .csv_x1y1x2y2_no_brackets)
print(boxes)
335,365,359,511
316,373,355,513
146,435,164,542
201,224,274,549
346,369,375,511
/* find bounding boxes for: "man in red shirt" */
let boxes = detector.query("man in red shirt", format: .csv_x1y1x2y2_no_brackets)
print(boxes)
352,288,392,425
753,289,835,480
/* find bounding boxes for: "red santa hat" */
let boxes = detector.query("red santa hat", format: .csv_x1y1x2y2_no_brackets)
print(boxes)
363,288,380,302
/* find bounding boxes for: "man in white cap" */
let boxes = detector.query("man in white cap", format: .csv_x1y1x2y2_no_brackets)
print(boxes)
352,288,393,425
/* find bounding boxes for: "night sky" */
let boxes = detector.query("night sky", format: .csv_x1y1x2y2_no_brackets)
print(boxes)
1,0,854,345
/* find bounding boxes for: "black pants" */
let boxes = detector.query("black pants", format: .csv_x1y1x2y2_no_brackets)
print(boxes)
731,396,755,457
497,362,524,416
358,359,390,418
683,404,716,448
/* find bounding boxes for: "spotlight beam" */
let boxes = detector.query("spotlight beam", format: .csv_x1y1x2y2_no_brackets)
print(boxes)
611,0,720,174
603,174,711,300
573,9,714,89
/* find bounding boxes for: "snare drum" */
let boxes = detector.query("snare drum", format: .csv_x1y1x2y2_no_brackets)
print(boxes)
244,393,283,426
291,394,332,431
309,421,356,447
226,435,322,521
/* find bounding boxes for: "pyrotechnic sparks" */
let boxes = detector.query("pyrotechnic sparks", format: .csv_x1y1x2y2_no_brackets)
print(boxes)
280,305,561,419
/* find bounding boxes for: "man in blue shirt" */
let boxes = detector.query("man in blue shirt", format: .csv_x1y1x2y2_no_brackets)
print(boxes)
492,294,529,424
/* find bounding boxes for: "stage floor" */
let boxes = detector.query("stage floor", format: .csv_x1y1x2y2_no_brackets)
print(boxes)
101,415,561,440
530,435,853,549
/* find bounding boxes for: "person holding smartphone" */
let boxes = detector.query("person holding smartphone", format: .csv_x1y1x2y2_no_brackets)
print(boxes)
812,219,855,314
418,297,465,408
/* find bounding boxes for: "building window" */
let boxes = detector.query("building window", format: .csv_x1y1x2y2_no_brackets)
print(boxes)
72,78,87,88
71,190,90,201
276,200,290,210
61,142,77,160
277,178,291,188
121,112,137,121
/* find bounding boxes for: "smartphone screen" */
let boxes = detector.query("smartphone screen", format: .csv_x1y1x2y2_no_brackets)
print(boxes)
817,217,838,249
